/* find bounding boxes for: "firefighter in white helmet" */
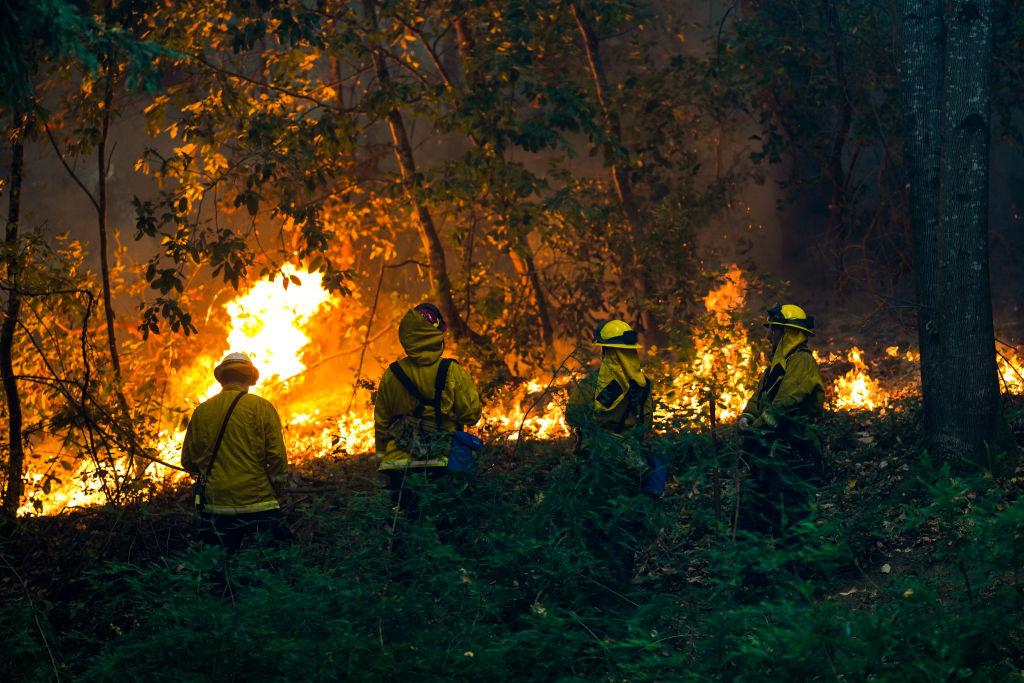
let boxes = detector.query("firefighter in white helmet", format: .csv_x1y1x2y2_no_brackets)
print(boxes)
181,352,291,553
737,304,825,537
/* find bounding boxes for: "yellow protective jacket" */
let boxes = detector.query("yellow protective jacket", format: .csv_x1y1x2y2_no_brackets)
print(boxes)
375,309,482,470
741,328,825,450
181,385,288,514
566,348,654,437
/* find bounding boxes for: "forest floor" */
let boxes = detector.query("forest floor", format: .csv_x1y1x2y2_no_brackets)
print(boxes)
2,384,1023,681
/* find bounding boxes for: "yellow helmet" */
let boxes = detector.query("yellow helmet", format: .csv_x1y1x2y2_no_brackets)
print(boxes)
593,319,641,348
764,304,814,335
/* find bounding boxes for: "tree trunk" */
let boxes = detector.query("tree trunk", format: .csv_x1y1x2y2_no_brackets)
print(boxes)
1,125,26,518
570,3,660,344
361,0,509,380
96,67,141,491
824,0,852,291
508,238,555,349
97,67,123,388
898,0,944,438
361,0,467,339
899,0,1004,466
935,0,1002,464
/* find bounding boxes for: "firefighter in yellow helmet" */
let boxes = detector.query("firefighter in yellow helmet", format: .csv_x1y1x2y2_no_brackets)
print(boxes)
567,319,655,445
737,304,825,537
374,303,482,519
181,352,291,553
565,319,661,585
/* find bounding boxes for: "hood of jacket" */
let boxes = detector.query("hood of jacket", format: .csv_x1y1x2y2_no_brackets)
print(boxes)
398,308,444,366
595,347,647,411
770,327,809,370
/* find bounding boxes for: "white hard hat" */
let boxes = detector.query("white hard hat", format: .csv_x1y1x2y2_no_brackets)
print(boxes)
214,352,259,385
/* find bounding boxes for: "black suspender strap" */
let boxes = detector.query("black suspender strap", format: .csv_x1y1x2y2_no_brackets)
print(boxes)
389,362,428,417
202,390,247,483
433,359,453,429
615,378,652,434
389,359,453,430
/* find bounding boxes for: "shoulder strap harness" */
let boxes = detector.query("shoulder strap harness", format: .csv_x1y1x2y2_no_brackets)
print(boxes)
763,346,813,403
389,358,455,430
202,390,247,483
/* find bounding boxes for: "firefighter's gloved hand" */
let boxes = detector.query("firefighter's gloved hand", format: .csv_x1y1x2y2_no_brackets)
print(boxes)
737,415,752,432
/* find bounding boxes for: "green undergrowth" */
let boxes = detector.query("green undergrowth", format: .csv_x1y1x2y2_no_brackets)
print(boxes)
2,403,1024,682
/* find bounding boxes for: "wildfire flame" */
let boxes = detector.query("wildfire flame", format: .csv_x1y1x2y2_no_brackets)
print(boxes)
663,265,757,423
203,265,331,399
703,266,746,324
997,346,1024,394
18,263,1024,515
831,347,883,411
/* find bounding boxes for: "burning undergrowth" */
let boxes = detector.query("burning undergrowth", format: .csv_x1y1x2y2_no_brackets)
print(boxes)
5,266,1024,678
13,262,1024,516
4,374,1023,682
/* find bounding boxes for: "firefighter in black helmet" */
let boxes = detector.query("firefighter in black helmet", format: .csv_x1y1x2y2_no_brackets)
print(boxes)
737,304,825,538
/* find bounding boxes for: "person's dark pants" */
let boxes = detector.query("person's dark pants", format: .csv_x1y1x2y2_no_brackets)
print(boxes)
383,467,460,581
585,513,644,589
738,439,819,591
199,509,292,555
574,443,650,588
740,437,817,538
384,467,451,523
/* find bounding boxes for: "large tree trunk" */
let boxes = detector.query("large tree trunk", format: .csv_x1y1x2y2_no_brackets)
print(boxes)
570,3,661,344
899,0,1004,467
361,0,509,380
935,0,1002,464
362,0,466,339
898,0,944,437
824,0,852,291
1,125,26,518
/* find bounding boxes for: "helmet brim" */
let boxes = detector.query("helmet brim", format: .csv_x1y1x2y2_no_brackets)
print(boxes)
593,341,642,349
214,360,260,384
764,321,814,335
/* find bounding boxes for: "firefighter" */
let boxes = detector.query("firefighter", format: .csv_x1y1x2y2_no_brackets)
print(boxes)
565,319,658,585
374,303,482,520
737,304,825,538
566,319,655,451
181,352,291,554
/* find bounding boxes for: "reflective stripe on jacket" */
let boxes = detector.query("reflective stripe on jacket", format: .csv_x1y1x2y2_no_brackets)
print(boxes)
375,309,482,470
181,385,288,514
